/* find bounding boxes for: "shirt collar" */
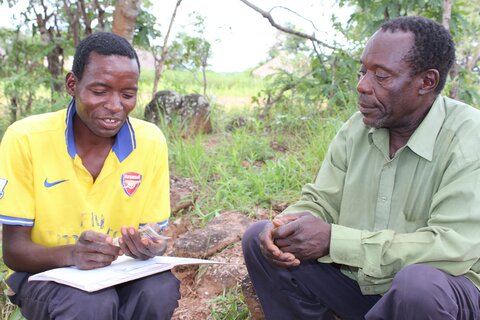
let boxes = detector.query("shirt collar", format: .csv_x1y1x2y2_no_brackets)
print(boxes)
64,98,136,162
405,96,445,161
367,95,446,161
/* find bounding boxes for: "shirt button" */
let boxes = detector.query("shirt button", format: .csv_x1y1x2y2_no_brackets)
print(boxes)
381,196,387,201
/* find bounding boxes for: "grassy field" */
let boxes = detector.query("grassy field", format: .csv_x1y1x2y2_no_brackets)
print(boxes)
0,69,352,319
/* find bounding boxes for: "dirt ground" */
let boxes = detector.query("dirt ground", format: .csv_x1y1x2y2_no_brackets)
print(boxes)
165,212,252,320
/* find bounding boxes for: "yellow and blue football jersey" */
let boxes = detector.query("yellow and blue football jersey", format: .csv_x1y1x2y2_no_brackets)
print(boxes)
0,100,170,246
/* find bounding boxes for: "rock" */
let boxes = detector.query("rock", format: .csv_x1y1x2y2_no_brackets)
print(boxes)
241,274,265,320
183,94,212,135
195,242,247,298
173,211,253,259
144,90,212,135
144,90,182,125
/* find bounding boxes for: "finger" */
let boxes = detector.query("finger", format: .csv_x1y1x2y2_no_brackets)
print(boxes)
143,239,167,256
77,260,113,270
118,237,133,257
79,240,120,256
272,222,297,239
260,225,283,258
272,214,300,227
270,258,301,268
260,239,296,264
80,230,110,244
266,252,301,268
274,237,295,251
73,251,117,269
121,227,150,259
118,228,137,257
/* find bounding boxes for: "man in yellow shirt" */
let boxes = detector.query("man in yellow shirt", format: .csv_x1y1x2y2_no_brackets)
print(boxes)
0,32,180,319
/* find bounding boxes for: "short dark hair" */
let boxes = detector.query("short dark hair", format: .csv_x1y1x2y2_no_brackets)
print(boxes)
72,32,140,80
380,16,455,94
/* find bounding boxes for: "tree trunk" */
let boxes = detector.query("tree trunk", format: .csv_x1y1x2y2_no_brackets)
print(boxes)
34,1,64,95
201,45,210,97
79,0,93,37
111,0,143,43
62,0,80,47
442,0,459,99
442,0,453,31
152,0,183,98
93,0,106,31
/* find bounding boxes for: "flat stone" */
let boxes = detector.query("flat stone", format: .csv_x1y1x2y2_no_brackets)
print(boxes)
173,211,253,259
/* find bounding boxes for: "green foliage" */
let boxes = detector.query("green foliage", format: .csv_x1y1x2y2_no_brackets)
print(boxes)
208,286,250,320
133,9,162,48
268,23,310,58
168,32,211,71
0,28,68,127
166,13,212,94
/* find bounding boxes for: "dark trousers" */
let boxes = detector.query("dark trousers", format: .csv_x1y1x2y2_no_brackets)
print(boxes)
242,221,480,320
7,270,180,320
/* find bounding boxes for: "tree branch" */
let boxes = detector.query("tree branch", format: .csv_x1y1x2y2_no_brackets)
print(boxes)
239,0,337,51
270,6,319,32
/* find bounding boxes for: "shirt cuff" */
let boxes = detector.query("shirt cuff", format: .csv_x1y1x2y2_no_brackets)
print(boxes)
329,224,363,268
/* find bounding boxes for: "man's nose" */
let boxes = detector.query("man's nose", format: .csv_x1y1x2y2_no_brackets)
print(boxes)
357,73,373,95
103,94,123,112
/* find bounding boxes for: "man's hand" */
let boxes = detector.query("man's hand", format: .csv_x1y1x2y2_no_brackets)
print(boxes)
73,230,121,270
272,212,331,261
118,226,167,260
259,220,301,268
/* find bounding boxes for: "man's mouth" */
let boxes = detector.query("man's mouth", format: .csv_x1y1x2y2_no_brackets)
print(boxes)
98,117,122,130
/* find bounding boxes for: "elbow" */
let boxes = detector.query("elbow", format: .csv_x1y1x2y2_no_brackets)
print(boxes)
2,243,22,271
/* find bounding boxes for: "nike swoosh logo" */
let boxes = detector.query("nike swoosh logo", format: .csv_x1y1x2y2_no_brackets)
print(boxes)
44,179,68,188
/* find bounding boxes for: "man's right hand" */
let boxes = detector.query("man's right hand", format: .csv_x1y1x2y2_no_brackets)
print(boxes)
259,221,301,268
72,230,120,270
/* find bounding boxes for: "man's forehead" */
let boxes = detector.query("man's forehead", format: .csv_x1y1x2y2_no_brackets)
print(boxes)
84,52,139,72
360,30,414,64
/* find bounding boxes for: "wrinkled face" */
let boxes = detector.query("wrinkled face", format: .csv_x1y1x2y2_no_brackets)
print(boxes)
357,30,425,130
66,52,139,138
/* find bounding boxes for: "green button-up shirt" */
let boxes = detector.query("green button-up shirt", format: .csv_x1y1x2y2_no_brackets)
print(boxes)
284,96,480,295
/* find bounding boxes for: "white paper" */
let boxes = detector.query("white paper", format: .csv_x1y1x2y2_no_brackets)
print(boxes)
28,256,222,292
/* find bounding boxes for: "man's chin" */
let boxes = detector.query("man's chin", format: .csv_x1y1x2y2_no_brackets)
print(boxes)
362,116,383,129
93,128,121,138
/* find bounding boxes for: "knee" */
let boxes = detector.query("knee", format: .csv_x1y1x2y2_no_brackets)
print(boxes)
242,220,268,253
52,288,119,318
390,264,448,307
140,272,180,309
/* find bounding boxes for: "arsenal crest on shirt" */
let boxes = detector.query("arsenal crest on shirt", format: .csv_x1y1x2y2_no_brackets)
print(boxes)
121,172,142,196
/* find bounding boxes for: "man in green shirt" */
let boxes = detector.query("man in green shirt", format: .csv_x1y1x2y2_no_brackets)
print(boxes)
242,16,480,319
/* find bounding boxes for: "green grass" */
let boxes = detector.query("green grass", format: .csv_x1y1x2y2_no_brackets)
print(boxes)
208,286,250,320
139,69,265,97
162,95,345,227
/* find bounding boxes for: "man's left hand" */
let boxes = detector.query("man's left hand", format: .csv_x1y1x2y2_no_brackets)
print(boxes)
117,226,167,260
272,212,331,261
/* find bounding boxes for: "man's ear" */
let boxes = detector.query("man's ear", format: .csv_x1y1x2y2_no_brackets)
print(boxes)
65,72,77,96
419,69,439,95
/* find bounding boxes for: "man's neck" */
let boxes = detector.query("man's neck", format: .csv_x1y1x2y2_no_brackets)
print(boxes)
73,115,115,180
